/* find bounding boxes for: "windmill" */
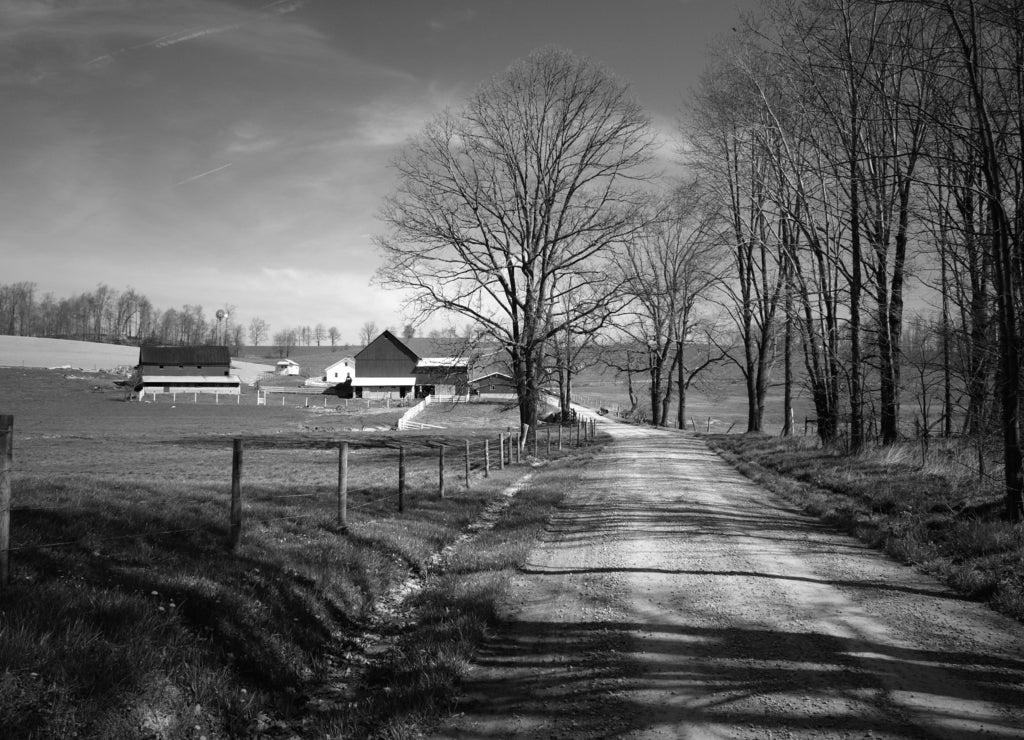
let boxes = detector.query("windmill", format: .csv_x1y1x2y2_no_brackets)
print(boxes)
216,309,228,345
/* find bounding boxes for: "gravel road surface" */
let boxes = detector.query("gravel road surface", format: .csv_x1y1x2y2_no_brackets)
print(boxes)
430,420,1024,739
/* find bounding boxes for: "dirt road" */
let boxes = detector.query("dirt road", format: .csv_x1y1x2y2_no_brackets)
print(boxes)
431,421,1024,739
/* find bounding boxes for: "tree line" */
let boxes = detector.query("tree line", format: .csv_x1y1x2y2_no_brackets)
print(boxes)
682,0,1024,519
0,282,345,355
376,1,1024,522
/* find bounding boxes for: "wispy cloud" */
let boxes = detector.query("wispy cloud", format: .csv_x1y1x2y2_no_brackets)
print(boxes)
85,0,305,67
173,162,232,187
351,85,461,147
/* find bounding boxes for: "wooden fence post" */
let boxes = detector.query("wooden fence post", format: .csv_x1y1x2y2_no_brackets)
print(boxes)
398,446,406,513
438,445,446,499
464,440,471,488
546,425,551,456
533,427,539,458
0,415,12,588
484,439,490,477
337,442,349,531
558,423,562,451
229,438,243,551
514,433,520,463
498,433,505,470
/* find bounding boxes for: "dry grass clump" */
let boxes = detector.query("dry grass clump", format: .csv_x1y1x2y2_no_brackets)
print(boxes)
706,433,1024,623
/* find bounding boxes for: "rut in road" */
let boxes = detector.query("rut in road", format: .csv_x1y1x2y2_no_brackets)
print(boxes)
431,421,1024,740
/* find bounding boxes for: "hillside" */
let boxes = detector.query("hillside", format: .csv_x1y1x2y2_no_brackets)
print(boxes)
0,336,139,372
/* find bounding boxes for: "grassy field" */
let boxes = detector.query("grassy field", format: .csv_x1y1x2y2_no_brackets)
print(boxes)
0,368,600,739
706,433,1024,624
570,371,819,436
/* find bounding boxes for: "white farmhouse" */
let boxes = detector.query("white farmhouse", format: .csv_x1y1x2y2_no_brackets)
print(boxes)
324,357,356,384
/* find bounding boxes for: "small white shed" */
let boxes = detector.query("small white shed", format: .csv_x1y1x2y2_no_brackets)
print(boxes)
276,358,301,376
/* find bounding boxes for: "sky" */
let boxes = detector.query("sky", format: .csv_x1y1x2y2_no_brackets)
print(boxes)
1,0,758,343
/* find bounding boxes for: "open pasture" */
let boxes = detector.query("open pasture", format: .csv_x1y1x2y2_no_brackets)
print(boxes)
0,367,586,738
569,370,820,434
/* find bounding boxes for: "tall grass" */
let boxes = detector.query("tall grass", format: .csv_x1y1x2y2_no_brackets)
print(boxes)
706,434,1024,623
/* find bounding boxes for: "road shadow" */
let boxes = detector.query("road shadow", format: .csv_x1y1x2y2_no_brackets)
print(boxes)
438,617,1024,738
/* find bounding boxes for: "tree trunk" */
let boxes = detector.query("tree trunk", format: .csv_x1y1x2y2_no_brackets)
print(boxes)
677,340,687,430
783,271,793,437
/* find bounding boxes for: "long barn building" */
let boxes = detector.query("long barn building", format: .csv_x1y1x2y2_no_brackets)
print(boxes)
134,346,241,399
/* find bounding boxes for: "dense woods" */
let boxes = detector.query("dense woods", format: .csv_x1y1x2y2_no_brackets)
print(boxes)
681,0,1024,520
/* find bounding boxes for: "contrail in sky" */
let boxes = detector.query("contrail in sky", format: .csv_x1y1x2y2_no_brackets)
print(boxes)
86,0,306,67
174,163,232,187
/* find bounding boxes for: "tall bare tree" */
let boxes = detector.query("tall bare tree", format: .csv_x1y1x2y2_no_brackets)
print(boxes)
687,51,785,433
376,47,655,432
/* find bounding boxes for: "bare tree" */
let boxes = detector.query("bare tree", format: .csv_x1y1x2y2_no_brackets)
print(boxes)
229,323,245,355
313,323,326,346
273,328,298,358
928,0,1024,520
248,317,269,347
328,326,341,349
687,51,785,434
376,47,655,432
359,321,378,347
614,185,726,426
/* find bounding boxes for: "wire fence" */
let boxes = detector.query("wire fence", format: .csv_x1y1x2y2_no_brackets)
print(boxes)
0,415,600,587
134,388,412,410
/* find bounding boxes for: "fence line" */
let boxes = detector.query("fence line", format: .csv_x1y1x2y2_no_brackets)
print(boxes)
397,396,431,430
0,416,600,582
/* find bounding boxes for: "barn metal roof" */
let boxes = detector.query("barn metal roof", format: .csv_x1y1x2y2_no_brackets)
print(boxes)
415,357,467,368
138,346,231,366
139,375,241,383
351,376,417,386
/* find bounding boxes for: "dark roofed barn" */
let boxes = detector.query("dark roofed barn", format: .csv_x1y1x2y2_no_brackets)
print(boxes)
138,345,232,376
353,331,469,399
134,345,240,400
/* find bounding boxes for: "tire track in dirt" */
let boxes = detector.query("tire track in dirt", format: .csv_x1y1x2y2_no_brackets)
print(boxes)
430,421,1024,739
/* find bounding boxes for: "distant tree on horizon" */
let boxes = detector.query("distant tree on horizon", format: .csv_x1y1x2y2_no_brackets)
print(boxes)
359,321,378,346
248,317,269,347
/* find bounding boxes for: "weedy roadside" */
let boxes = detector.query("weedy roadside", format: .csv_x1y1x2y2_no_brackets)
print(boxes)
706,433,1024,623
